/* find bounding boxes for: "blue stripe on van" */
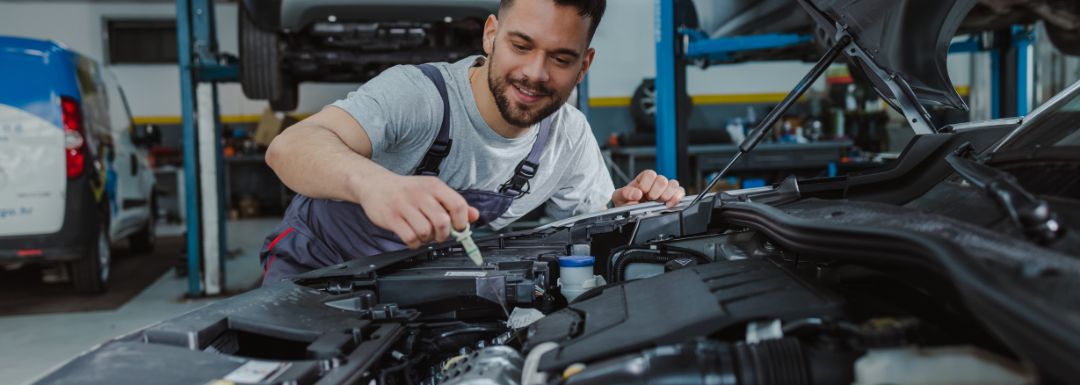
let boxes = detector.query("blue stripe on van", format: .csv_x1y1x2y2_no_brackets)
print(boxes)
0,36,81,129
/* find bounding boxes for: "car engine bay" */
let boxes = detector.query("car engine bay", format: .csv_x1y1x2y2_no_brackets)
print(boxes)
39,0,1080,382
43,143,1079,385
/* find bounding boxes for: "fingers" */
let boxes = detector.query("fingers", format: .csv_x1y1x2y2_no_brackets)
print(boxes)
468,207,480,223
388,219,420,249
646,174,669,200
621,169,686,207
621,186,644,205
611,187,638,207
430,182,471,232
419,196,452,243
400,206,433,249
634,170,657,190
617,170,696,207
632,170,670,201
659,179,685,207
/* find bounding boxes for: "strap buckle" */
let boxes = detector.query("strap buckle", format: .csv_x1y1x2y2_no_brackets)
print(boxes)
498,160,539,198
413,139,453,176
499,178,531,199
428,139,452,157
515,160,538,178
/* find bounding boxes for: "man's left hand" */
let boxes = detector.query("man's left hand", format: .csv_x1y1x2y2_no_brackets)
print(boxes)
612,170,686,208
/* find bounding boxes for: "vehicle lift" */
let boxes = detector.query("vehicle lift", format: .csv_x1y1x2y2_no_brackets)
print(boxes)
176,0,235,297
949,26,1037,119
653,0,816,182
653,0,1036,182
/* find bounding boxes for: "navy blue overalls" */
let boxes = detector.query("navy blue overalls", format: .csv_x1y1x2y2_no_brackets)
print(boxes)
260,64,553,284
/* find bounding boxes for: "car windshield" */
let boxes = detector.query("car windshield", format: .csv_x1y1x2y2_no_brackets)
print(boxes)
997,88,1080,152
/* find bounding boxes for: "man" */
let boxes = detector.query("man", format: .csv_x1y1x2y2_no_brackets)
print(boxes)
260,0,685,284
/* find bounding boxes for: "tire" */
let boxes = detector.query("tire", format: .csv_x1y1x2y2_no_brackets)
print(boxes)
630,79,657,132
130,192,157,253
240,4,297,111
270,79,298,112
71,224,110,294
630,79,692,134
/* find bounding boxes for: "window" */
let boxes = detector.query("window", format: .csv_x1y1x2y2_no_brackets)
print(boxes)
105,19,178,64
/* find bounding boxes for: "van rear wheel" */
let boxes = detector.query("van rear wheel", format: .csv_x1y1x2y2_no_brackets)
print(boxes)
72,225,110,294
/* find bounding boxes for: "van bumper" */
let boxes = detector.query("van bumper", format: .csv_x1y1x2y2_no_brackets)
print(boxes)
0,176,103,266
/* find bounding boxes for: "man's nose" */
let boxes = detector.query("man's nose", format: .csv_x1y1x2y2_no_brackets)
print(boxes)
520,52,550,85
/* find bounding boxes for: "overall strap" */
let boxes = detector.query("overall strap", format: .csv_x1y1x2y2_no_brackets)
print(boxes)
499,114,555,198
413,64,452,177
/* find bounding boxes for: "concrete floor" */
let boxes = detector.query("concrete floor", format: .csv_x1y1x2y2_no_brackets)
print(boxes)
0,218,280,385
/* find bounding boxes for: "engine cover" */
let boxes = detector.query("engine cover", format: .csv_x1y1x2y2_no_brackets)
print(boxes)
526,258,844,370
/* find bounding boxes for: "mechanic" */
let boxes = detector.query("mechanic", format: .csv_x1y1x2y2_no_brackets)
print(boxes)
260,0,685,284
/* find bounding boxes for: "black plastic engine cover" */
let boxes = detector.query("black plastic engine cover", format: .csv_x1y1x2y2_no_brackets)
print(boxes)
34,282,406,385
33,341,323,385
526,258,843,371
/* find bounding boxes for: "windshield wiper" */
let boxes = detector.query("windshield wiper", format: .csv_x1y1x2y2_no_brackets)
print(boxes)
945,143,1064,245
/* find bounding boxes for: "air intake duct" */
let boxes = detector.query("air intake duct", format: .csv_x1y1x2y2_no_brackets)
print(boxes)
563,338,855,385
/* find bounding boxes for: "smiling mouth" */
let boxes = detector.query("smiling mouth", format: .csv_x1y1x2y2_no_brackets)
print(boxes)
511,83,548,104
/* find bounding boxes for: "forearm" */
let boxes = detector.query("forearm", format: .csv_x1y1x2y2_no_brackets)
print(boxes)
265,123,394,204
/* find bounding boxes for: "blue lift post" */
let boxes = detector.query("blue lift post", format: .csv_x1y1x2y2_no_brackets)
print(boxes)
177,0,236,296
577,74,590,121
948,34,1003,118
654,0,681,180
992,26,1035,119
1014,26,1035,116
654,0,815,183
949,27,1036,119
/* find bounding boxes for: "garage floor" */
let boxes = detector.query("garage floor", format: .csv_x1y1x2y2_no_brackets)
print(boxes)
0,219,279,385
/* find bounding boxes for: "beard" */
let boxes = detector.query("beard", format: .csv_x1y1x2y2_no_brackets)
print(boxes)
487,49,571,127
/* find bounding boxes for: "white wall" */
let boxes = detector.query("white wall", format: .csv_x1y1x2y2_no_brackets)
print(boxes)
0,0,973,117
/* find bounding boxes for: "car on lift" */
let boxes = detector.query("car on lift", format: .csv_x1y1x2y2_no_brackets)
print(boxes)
34,0,1080,384
238,0,499,111
0,36,158,294
691,0,1080,63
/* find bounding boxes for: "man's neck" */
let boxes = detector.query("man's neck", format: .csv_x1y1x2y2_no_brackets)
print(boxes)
470,62,531,139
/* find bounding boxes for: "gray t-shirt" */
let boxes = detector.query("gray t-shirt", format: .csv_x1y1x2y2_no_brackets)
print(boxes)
330,56,614,229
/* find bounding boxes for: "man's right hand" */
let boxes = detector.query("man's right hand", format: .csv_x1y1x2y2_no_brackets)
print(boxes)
355,173,480,249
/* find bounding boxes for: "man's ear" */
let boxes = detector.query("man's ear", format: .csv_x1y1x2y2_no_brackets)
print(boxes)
577,47,596,85
483,14,499,56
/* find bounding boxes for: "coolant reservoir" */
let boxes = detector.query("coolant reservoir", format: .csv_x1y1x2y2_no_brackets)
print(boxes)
557,256,596,302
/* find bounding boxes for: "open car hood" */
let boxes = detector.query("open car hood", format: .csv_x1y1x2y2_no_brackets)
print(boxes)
799,0,976,111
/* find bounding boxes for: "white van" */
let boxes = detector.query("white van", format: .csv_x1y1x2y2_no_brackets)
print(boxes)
0,36,156,293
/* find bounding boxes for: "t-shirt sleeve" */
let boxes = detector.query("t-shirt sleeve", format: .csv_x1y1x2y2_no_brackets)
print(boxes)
329,65,442,155
545,123,616,220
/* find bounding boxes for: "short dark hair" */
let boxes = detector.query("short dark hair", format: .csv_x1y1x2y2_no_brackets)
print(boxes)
498,0,607,42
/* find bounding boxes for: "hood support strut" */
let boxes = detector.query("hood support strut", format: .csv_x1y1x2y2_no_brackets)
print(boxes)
798,0,938,135
686,32,851,209
687,3,942,209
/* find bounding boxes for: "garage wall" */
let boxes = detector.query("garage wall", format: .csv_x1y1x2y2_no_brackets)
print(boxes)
0,0,972,129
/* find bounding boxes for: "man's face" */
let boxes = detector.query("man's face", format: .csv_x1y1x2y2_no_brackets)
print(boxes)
484,0,596,127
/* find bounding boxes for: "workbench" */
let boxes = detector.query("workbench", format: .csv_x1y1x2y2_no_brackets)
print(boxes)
608,140,854,190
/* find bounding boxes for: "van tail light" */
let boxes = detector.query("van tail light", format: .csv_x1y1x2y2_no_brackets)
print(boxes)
61,96,86,179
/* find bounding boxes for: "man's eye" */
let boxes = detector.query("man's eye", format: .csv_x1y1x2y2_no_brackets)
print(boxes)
513,44,528,52
554,57,571,65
